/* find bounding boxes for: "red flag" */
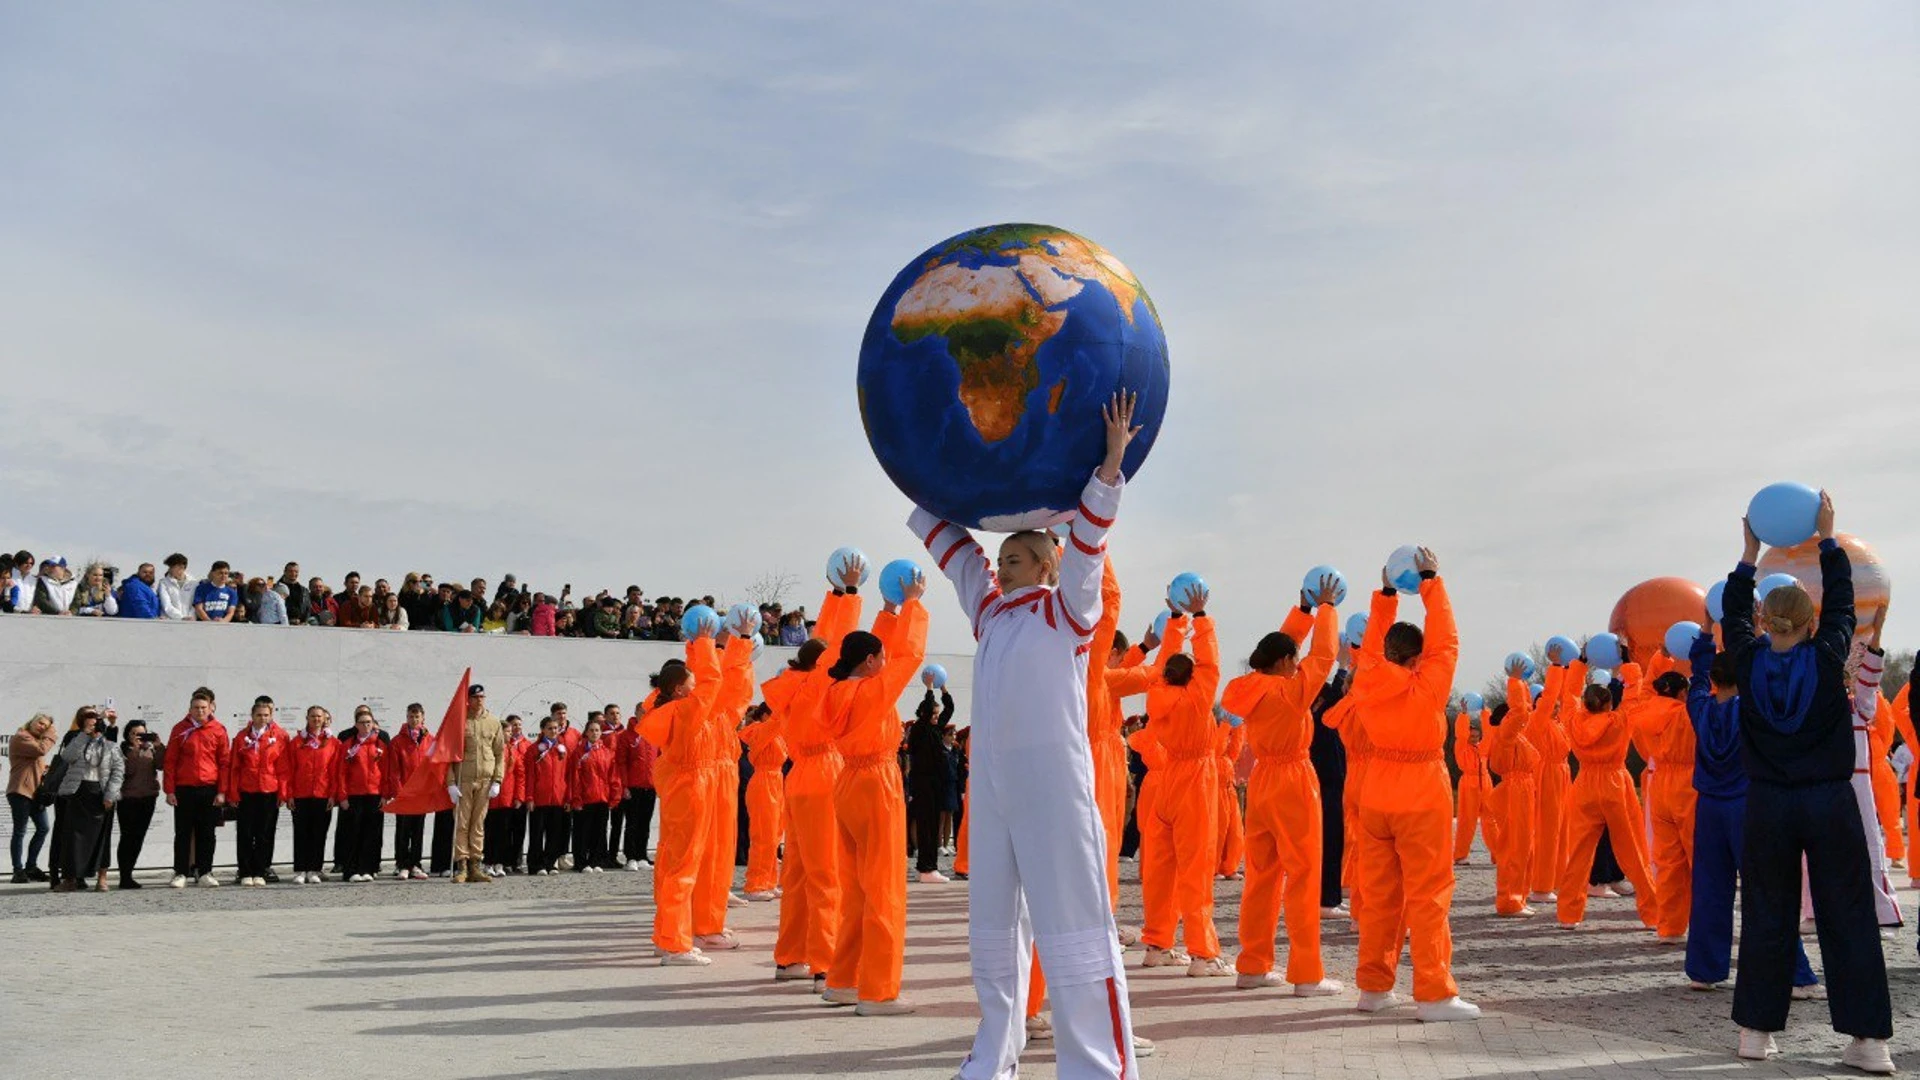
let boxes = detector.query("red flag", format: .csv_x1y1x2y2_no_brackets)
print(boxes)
384,668,470,815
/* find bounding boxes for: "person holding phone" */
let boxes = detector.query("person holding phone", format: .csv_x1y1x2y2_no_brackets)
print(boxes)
53,708,123,892
116,721,165,888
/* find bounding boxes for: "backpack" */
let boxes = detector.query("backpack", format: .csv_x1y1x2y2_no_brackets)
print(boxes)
33,754,69,808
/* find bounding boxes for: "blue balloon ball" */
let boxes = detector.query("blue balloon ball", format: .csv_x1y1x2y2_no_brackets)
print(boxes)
1757,573,1802,604
1503,651,1537,680
1151,609,1172,639
1665,621,1702,658
1385,545,1422,593
725,602,760,637
1168,572,1208,613
680,604,721,640
1586,632,1624,670
1460,692,1485,715
826,546,867,587
1302,565,1348,606
1545,635,1579,666
922,663,948,689
878,559,925,605
1344,613,1369,648
1528,682,1546,701
1706,580,1727,622
1747,482,1820,549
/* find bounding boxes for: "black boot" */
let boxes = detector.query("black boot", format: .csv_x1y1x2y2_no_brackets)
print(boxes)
120,874,144,890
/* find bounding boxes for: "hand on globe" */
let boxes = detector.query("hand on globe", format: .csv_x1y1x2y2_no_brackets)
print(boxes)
1180,582,1208,615
885,568,926,612
1313,574,1341,607
838,553,869,590
1414,547,1440,575
1506,657,1528,679
1098,392,1142,485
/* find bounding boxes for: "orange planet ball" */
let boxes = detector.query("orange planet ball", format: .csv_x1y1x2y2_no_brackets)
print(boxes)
1609,577,1709,668
1754,533,1890,640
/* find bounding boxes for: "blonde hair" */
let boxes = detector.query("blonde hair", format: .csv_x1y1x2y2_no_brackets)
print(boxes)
1762,583,1817,637
1003,531,1061,586
21,713,54,736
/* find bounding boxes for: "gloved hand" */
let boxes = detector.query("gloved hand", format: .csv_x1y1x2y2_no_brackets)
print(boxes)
488,782,502,800
446,784,462,803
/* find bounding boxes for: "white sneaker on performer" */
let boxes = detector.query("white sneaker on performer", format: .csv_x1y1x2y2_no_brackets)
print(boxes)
1117,925,1142,947
660,951,712,967
1656,933,1686,944
1320,904,1350,918
1688,980,1721,991
1842,1037,1895,1074
1294,978,1344,997
1143,946,1190,968
1187,956,1233,978
1356,990,1403,1013
822,985,858,1006
1586,884,1618,898
1025,1013,1053,1040
291,872,307,885
1738,1028,1778,1060
1132,1035,1156,1057
1610,879,1635,896
410,868,428,880
744,890,778,901
1235,971,1284,990
197,874,221,888
1528,891,1556,903
774,963,811,982
917,871,950,884
1415,996,1481,1023
693,931,739,951
1792,983,1827,1001
169,875,188,889
1496,906,1536,918
728,892,749,907
855,998,915,1017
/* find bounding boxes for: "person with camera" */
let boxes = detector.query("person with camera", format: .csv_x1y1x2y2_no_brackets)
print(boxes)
114,721,165,888
52,707,124,892
9,714,59,883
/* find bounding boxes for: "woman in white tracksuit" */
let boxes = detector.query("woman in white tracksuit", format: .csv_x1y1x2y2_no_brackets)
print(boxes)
910,393,1142,1080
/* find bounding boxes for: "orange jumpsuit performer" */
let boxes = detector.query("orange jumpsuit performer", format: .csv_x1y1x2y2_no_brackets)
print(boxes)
1624,652,1697,941
1451,707,1496,864
739,703,788,901
1486,673,1543,916
1224,579,1343,994
691,622,758,948
640,629,726,965
1553,661,1659,929
1347,552,1479,1021
820,586,929,1014
1529,644,1577,904
913,392,1145,1080
1868,679,1905,868
1126,706,1182,967
1215,719,1246,880
768,578,866,985
1894,681,1918,888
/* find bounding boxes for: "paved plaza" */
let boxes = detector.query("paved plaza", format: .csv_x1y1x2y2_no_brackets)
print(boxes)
5,847,1918,1079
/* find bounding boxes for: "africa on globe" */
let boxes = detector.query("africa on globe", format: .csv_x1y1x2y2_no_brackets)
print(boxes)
857,223,1170,532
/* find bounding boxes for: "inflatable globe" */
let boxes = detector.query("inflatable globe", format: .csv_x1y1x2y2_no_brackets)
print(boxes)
1608,577,1707,669
857,223,1170,531
1756,533,1891,642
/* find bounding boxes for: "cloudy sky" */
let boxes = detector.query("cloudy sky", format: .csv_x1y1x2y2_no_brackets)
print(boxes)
4,2,1917,684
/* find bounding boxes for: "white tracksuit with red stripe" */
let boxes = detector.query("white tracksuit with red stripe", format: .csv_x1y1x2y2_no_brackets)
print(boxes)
1803,650,1902,927
911,470,1136,1080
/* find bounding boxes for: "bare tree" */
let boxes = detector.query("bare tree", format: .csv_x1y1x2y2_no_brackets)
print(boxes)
743,569,801,610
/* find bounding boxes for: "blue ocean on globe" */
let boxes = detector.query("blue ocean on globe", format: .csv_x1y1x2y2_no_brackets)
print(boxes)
857,223,1170,532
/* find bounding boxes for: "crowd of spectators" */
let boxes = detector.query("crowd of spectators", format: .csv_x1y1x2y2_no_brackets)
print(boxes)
0,550,816,646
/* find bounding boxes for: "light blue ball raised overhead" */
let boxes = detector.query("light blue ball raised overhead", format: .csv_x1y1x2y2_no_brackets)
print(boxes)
1168,572,1208,613
922,663,948,690
1757,573,1802,604
1385,545,1422,593
680,604,721,640
1503,651,1537,680
1665,621,1702,658
825,546,867,588
1529,682,1545,701
1586,633,1624,670
1706,581,1727,622
725,602,759,637
1460,692,1485,715
1747,482,1820,549
1344,613,1369,648
1544,635,1579,665
878,559,925,605
1151,609,1172,639
1302,565,1348,606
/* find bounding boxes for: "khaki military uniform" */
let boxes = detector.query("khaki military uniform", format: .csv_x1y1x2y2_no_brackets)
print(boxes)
455,706,507,865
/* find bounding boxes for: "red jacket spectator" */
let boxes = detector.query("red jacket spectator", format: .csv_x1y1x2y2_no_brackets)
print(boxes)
523,736,570,808
333,731,389,799
568,740,619,808
490,734,528,810
285,730,340,801
615,720,657,789
164,715,231,794
223,721,291,805
531,600,557,637
389,722,433,793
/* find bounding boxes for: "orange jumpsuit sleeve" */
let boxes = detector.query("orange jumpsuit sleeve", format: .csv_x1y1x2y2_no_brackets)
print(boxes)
1360,589,1396,662
1192,615,1221,702
873,600,932,704
1090,559,1123,668
1893,686,1916,753
813,588,865,655
1160,613,1191,660
1409,576,1459,702
1278,605,1313,648
1105,661,1162,700
1297,603,1340,692
1506,675,1537,729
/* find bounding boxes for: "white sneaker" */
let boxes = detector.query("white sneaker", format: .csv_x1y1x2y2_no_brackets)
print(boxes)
291,872,306,885
774,963,811,981
626,860,642,872
168,875,188,889
556,855,573,871
1656,933,1686,944
728,892,750,907
1792,983,1828,1001
394,868,408,879
1294,978,1344,997
1610,880,1635,896
822,985,858,1006
660,951,712,967
917,871,950,884
1143,946,1190,968
1187,956,1232,978
536,869,551,876
1842,1037,1895,1074
1235,971,1284,990
855,998,915,1016
1356,990,1403,1013
1133,1034,1156,1057
744,890,778,901
410,868,428,880
1025,1013,1053,1040
1688,980,1721,991
1528,891,1556,903
1415,996,1481,1022
197,874,220,888
694,932,739,951
1738,1028,1778,1060
1117,925,1142,947
247,877,265,887
637,859,653,870
1496,905,1537,918
1587,884,1618,898
1321,903,1351,918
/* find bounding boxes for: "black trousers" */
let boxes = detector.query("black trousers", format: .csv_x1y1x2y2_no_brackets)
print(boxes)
342,795,384,877
483,807,514,866
910,788,944,873
529,805,568,872
574,804,610,870
1312,758,1347,908
117,795,157,880
332,801,351,871
1119,795,1140,859
291,798,332,872
1590,828,1623,885
430,809,455,873
1733,778,1892,1038
172,784,219,877
505,806,528,869
235,792,280,878
624,788,656,862
393,814,426,871
606,800,626,866
560,810,575,864
66,783,110,879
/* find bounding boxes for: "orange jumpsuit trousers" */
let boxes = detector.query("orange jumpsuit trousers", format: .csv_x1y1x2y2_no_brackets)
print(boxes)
741,722,788,895
1451,710,1496,863
692,637,755,939
1870,708,1904,863
1528,665,1573,898
1215,724,1246,878
641,638,725,956
1555,685,1658,927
